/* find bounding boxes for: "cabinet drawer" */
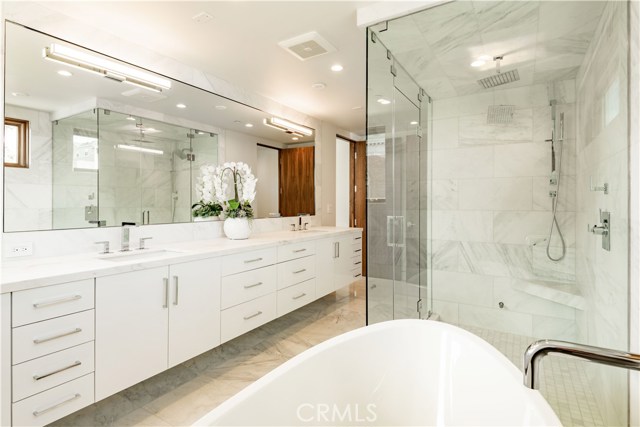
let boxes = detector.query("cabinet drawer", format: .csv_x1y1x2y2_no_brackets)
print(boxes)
277,241,316,262
13,342,94,402
13,279,94,327
221,248,277,276
352,241,363,255
351,267,363,280
12,373,94,427
221,293,276,343
13,310,94,365
353,234,363,243
277,256,316,290
221,265,277,309
277,278,316,317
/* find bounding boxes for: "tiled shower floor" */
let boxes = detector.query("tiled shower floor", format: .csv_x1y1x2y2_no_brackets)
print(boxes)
51,282,602,426
459,324,606,427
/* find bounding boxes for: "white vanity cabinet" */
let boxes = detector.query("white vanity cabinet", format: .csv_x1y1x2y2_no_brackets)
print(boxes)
316,231,363,298
95,257,220,400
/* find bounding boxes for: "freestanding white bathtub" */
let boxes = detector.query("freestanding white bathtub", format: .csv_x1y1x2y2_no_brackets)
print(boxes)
195,320,561,426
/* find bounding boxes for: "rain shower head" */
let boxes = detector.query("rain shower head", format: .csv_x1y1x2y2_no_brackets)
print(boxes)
477,56,520,89
478,69,520,89
487,105,515,124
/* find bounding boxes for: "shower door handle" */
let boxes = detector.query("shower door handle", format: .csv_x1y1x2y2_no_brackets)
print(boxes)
386,216,394,247
396,216,406,247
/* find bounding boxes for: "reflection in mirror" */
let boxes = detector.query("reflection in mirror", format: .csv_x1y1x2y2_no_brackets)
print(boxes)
3,22,315,232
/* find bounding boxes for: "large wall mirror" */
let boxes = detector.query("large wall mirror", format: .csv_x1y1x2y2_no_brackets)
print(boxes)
3,22,315,232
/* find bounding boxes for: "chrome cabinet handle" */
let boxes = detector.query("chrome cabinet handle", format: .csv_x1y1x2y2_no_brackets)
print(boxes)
173,276,179,306
354,249,362,253
244,282,263,289
243,311,262,320
293,269,307,274
333,242,338,258
33,328,82,344
354,261,362,265
293,248,307,253
293,293,307,300
337,242,340,257
163,278,169,308
355,236,362,240
32,393,81,417
33,361,81,381
244,257,263,264
354,273,362,278
33,294,81,308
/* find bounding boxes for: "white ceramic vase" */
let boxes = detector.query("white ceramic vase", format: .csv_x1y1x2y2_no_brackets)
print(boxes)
193,216,220,222
223,217,251,239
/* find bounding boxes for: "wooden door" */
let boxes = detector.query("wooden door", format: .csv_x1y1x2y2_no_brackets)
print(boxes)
351,140,367,275
279,147,315,217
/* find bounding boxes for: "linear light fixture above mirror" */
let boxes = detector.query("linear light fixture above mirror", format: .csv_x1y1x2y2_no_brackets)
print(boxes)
43,43,171,93
263,117,313,136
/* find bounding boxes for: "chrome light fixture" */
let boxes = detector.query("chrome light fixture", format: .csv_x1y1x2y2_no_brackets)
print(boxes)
43,43,171,93
263,117,313,137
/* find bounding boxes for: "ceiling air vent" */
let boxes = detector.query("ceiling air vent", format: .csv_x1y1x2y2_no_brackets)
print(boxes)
278,31,336,61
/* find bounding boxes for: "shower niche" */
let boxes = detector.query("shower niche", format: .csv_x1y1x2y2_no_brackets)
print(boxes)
51,108,217,229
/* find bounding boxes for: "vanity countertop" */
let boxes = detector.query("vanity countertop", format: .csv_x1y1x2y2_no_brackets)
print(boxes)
1,227,361,294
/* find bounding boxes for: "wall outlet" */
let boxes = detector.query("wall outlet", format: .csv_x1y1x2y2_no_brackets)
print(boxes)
7,242,33,258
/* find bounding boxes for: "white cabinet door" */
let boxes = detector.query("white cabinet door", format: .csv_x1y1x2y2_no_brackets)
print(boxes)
334,236,354,290
95,267,169,401
315,238,336,298
168,258,221,368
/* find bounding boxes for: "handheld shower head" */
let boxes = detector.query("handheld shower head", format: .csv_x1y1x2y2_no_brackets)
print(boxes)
174,148,193,160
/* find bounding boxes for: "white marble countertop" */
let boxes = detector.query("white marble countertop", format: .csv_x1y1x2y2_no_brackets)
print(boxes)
1,227,361,294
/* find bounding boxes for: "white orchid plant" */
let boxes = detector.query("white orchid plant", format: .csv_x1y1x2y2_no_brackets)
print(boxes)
192,164,223,218
208,161,257,219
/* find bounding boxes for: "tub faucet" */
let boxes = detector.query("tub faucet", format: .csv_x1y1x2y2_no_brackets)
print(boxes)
523,339,640,389
121,222,136,251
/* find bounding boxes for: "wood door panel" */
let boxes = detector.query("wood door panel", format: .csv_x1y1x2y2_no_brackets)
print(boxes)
279,147,315,217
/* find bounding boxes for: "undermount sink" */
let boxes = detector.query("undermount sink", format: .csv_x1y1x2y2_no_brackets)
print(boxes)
98,249,184,262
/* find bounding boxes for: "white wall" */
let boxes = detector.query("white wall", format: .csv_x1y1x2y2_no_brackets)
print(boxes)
335,137,350,227
255,145,279,217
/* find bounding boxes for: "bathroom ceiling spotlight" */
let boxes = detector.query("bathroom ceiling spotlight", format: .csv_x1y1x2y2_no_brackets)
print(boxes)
263,117,314,136
176,103,187,109
214,105,227,110
377,98,391,105
126,115,136,121
43,43,171,92
311,82,326,90
331,64,343,72
245,123,254,128
410,121,418,125
471,59,485,67
57,70,73,77
292,136,299,141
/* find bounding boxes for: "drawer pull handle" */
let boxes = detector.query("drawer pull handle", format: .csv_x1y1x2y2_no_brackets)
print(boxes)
33,361,82,381
244,257,263,264
293,293,307,300
354,249,362,253
32,294,81,308
354,261,362,265
33,327,82,344
173,276,179,306
163,278,169,308
293,248,307,253
293,268,307,274
32,393,81,417
354,273,362,278
244,282,263,289
355,236,362,240
243,311,263,320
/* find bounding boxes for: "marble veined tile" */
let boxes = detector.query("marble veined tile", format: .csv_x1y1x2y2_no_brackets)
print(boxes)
432,146,494,179
494,141,550,177
472,1,539,36
431,210,494,242
494,211,550,245
458,304,533,336
432,270,493,307
458,177,532,211
493,277,577,320
459,109,533,144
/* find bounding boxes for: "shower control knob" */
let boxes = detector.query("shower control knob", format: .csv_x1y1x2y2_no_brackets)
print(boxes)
590,224,608,236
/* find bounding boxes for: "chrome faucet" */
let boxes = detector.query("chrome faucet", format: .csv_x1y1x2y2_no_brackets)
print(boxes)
523,339,640,389
121,222,136,251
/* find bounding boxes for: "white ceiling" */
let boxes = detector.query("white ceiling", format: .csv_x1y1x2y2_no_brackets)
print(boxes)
374,1,606,99
35,1,376,136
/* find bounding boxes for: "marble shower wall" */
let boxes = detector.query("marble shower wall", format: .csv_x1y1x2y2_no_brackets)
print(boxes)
430,81,579,339
575,2,629,425
4,105,53,231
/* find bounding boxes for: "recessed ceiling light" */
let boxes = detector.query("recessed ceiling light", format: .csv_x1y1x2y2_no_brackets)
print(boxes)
245,123,253,128
471,55,492,67
214,105,227,110
331,64,343,72
410,121,418,125
176,103,187,109
311,82,326,90
126,115,136,121
292,137,299,141
377,98,391,105
57,70,73,77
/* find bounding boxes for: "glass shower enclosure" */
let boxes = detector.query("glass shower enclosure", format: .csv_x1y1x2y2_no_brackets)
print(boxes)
366,30,432,324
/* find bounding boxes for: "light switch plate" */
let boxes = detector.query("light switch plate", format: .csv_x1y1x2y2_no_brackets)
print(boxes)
7,242,33,258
